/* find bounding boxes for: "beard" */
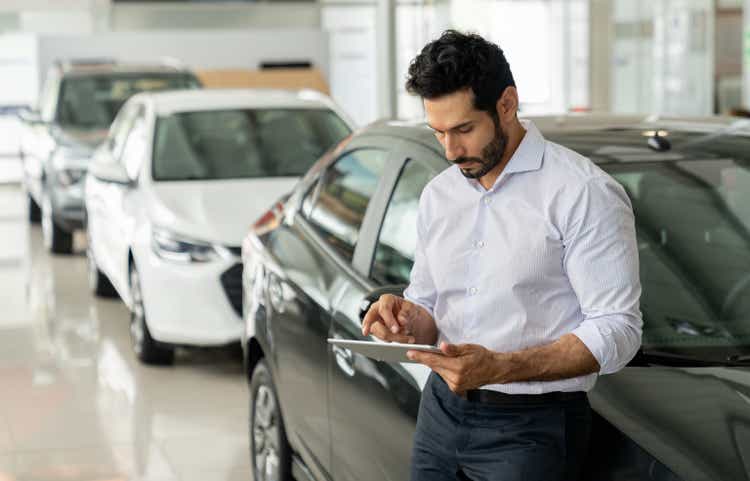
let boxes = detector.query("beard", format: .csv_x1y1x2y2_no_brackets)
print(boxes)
452,124,508,180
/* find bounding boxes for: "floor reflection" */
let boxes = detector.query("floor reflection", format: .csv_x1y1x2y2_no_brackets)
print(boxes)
0,185,251,481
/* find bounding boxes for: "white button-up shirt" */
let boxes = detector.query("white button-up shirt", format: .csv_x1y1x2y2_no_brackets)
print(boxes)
404,120,643,394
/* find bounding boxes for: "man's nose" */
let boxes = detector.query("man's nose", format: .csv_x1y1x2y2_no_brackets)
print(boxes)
444,133,465,161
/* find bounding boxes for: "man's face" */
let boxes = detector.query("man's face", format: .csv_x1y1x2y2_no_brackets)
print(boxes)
424,89,507,179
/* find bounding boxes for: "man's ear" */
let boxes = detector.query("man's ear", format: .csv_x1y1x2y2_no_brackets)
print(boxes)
495,86,519,121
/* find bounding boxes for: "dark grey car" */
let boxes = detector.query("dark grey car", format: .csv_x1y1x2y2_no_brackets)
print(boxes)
19,59,201,253
241,115,750,481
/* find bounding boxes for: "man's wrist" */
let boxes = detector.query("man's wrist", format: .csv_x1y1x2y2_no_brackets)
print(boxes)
490,347,551,385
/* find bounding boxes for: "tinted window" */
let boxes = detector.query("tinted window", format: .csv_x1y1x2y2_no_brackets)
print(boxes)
56,73,199,129
152,109,351,181
304,149,388,262
371,159,435,285
603,158,750,356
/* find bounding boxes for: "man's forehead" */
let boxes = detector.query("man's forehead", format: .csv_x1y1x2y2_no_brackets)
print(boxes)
424,93,482,131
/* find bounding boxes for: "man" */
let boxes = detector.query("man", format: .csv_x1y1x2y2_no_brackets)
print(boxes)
362,30,642,481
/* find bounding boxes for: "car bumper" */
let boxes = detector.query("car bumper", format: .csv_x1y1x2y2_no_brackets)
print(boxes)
50,183,85,231
137,248,243,347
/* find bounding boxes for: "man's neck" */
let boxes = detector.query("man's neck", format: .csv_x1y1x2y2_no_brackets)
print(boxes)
478,119,526,191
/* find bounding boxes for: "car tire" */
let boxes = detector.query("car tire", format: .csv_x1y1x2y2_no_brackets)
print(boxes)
41,191,73,254
129,262,174,365
28,193,41,223
250,359,292,481
86,240,117,298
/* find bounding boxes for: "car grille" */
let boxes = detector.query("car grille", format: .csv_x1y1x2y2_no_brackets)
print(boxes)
220,263,243,318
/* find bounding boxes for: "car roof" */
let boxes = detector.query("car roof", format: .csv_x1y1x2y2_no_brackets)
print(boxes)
356,114,750,164
58,62,193,77
136,89,341,116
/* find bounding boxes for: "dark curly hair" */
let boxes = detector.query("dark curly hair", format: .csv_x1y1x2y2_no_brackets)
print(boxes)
405,30,516,116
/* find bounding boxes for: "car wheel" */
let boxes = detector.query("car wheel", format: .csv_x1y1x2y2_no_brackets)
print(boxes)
86,239,117,298
129,262,174,365
41,191,73,254
28,193,41,223
250,360,292,481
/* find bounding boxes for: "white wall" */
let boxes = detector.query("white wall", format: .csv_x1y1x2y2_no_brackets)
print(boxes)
0,33,38,106
612,0,714,116
0,29,328,109
322,4,378,126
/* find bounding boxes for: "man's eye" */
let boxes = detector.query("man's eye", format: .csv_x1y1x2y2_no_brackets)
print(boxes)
458,127,473,134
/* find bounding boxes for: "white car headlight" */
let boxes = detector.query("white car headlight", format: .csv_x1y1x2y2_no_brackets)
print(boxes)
151,227,232,263
52,147,89,186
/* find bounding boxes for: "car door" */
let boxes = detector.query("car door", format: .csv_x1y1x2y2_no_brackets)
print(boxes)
95,103,145,294
262,144,393,480
328,141,443,481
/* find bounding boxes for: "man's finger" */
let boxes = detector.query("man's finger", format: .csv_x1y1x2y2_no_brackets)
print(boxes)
378,296,401,334
361,301,380,336
370,322,415,344
440,342,464,357
407,350,450,369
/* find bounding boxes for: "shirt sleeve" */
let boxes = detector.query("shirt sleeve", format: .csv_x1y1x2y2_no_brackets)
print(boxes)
564,176,643,375
403,194,438,318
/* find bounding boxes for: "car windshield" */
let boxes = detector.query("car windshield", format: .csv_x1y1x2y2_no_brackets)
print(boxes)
151,108,351,181
566,131,750,360
56,73,199,129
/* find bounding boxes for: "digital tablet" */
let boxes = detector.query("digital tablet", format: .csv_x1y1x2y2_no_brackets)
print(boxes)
328,338,443,363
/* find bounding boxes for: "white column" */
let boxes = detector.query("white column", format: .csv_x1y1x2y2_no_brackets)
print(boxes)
589,0,612,112
375,0,397,119
744,0,750,107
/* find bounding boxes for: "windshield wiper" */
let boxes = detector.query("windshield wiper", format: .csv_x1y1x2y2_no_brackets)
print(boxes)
630,349,729,367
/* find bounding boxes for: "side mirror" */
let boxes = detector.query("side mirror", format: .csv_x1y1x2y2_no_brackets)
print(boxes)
358,284,408,323
18,109,43,124
89,160,132,186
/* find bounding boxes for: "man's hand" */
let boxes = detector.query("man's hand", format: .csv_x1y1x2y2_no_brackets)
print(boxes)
362,294,421,343
407,342,507,394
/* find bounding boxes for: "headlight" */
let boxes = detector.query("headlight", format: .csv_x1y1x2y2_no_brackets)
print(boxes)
56,168,86,187
151,227,232,263
52,147,89,186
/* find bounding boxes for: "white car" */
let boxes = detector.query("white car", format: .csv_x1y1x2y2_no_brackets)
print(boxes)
84,89,353,364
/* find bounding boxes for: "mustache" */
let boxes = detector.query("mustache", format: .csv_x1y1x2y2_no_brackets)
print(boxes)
451,156,484,166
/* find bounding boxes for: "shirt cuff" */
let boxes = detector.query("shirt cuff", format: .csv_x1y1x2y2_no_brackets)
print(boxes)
571,320,613,375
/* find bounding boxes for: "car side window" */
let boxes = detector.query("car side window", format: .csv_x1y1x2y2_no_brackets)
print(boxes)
303,149,388,263
370,159,435,285
120,108,148,181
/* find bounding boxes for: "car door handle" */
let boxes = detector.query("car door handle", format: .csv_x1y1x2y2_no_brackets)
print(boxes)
332,344,355,377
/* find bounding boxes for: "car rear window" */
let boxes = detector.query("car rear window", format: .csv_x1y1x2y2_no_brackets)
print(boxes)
152,108,351,181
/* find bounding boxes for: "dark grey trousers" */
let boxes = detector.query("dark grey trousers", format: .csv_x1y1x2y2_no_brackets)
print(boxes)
410,373,591,481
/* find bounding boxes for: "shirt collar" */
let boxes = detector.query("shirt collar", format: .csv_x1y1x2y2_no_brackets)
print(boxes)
503,119,545,175
459,119,546,192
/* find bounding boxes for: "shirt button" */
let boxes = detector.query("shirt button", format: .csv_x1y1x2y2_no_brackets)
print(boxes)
469,287,478,295
483,197,491,205
476,240,485,248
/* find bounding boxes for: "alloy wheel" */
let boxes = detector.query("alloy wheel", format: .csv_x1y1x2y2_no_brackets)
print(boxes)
41,193,53,251
253,385,281,481
129,267,145,355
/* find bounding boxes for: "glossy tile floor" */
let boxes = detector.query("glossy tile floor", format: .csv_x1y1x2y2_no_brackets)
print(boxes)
0,184,251,481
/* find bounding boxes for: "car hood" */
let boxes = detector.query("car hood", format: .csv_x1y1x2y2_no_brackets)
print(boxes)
53,126,108,153
149,178,299,246
590,366,750,481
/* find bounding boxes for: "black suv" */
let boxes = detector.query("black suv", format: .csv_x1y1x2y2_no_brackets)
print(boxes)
19,59,201,253
241,115,750,481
